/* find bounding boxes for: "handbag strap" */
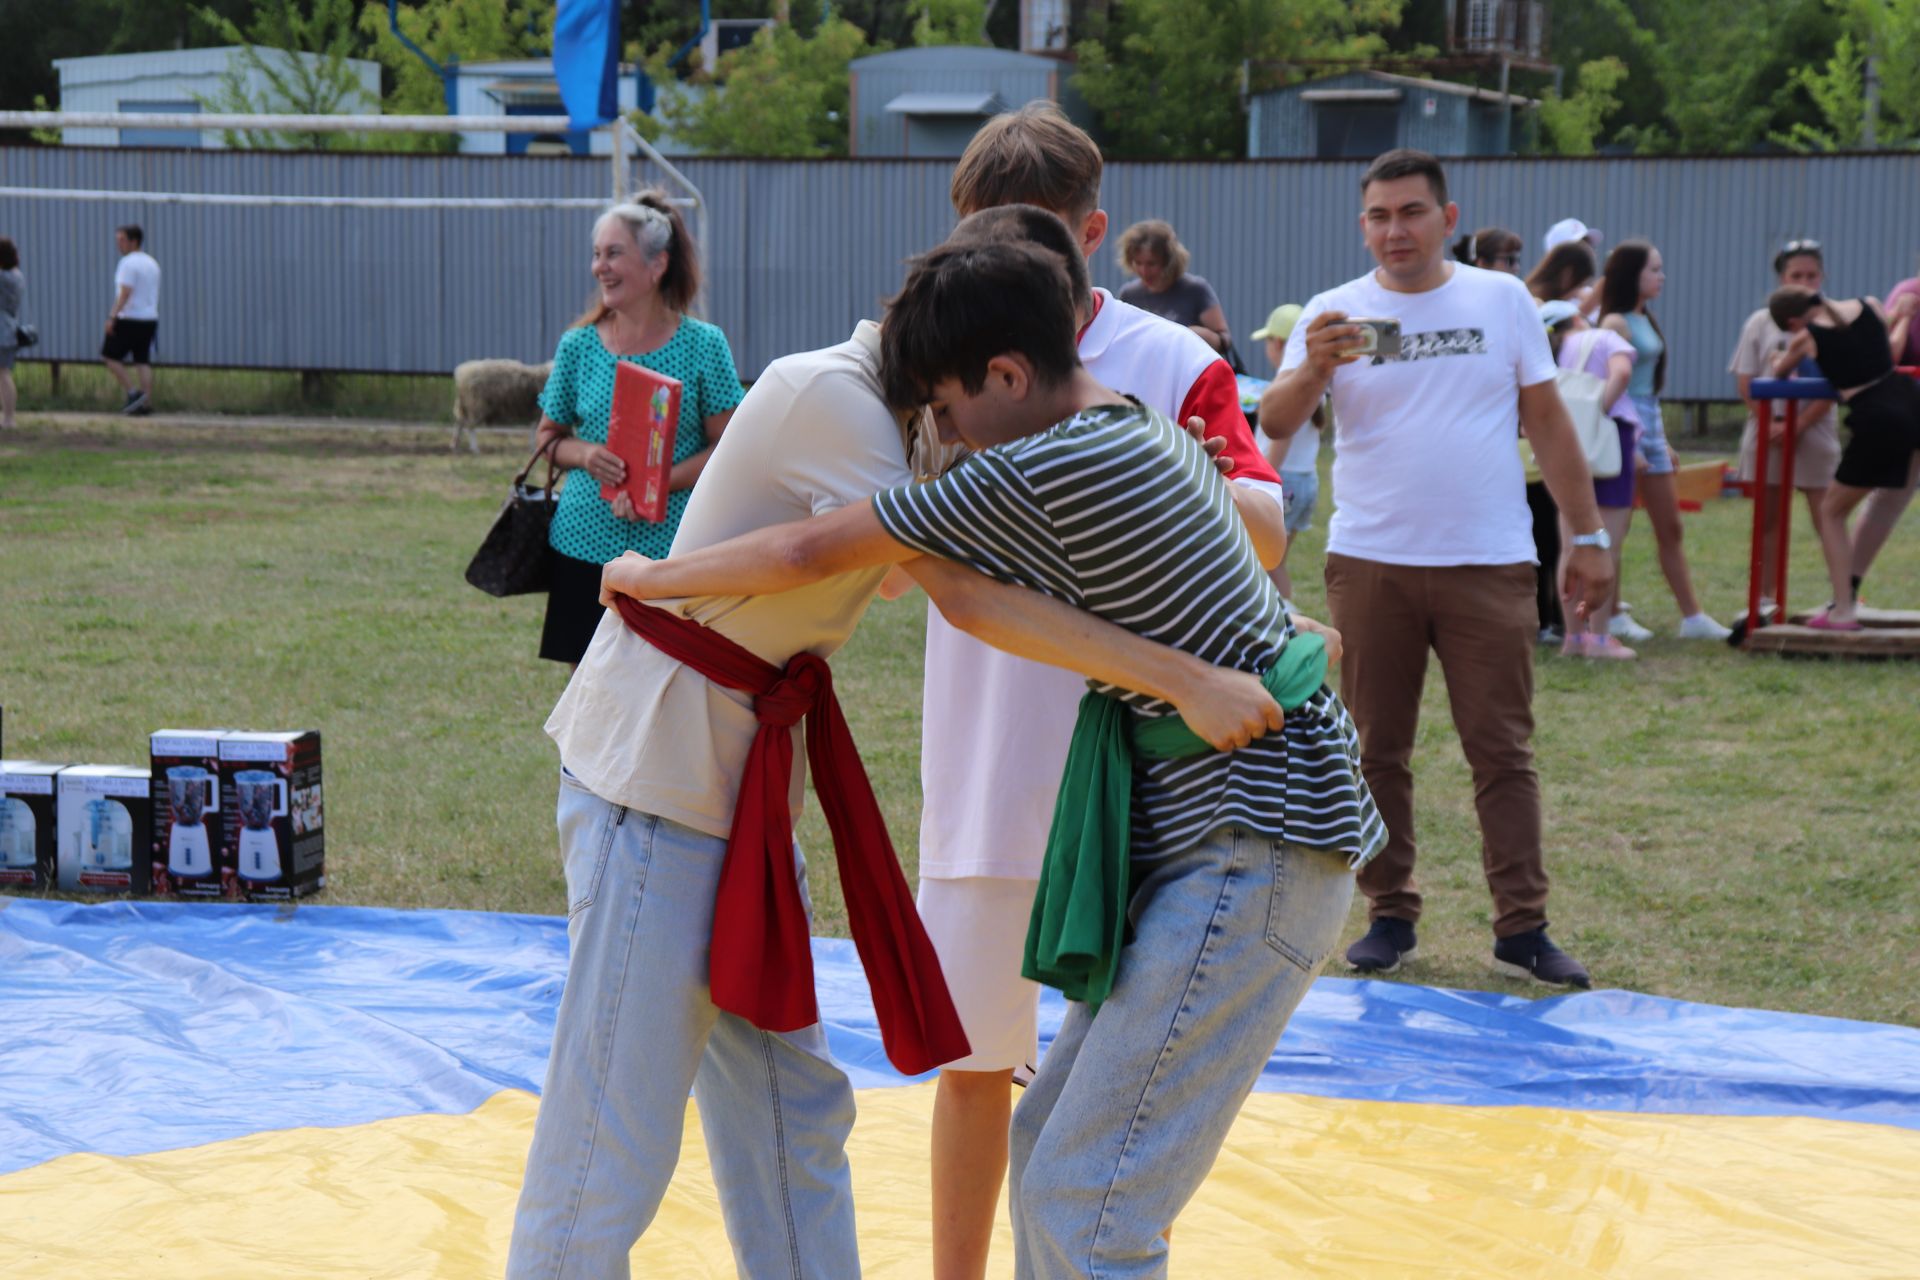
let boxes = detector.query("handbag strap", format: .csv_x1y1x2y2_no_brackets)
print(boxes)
1571,327,1605,372
513,434,562,496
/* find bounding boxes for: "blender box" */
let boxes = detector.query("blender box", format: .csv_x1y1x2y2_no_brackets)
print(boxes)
0,761,66,890
218,731,325,901
56,765,155,895
150,730,234,900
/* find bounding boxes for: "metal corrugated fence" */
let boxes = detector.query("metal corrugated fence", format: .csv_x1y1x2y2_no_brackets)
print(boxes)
5,147,1916,400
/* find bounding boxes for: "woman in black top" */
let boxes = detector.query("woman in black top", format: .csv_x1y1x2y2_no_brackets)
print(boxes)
1769,286,1920,628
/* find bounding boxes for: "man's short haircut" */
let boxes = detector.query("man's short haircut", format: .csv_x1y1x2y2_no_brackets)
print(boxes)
1360,149,1449,207
880,238,1082,411
0,237,18,271
946,203,1093,314
949,102,1103,222
117,224,144,247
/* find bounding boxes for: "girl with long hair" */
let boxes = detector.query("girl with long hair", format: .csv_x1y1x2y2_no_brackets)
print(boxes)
1597,240,1729,641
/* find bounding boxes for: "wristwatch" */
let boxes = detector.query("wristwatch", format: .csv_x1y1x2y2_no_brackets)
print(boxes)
1570,528,1612,550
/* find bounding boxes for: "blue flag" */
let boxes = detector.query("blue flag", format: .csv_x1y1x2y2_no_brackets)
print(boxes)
553,0,620,129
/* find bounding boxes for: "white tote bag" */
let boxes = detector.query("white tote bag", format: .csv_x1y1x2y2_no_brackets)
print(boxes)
1553,329,1622,480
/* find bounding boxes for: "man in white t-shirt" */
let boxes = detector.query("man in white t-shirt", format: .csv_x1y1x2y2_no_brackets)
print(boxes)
1265,149,1616,989
102,224,160,415
913,103,1301,1280
509,288,1285,1276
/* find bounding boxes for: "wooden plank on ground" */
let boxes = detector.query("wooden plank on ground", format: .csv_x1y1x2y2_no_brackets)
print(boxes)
1745,623,1920,657
1784,607,1920,629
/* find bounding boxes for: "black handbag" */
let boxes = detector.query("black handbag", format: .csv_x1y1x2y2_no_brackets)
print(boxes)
12,322,35,349
465,437,561,597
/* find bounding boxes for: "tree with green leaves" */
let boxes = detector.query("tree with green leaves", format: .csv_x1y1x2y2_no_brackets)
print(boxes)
646,17,874,157
912,0,991,46
358,0,556,145
1772,0,1920,150
1536,56,1627,156
1072,0,1406,158
195,0,373,149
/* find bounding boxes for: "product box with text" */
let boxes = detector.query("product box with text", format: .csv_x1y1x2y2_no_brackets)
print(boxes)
218,731,325,901
57,765,155,895
151,730,236,899
1,761,66,890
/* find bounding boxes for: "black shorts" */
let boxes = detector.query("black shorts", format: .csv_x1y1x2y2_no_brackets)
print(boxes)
101,318,158,364
539,550,612,665
1835,375,1920,489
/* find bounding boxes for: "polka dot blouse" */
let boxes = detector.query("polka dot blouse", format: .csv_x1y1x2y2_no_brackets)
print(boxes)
539,317,745,565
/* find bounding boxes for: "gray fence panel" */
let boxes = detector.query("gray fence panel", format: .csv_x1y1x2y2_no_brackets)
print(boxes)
5,147,1917,400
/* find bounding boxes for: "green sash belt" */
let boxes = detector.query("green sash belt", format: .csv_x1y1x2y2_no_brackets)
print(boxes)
1020,633,1327,1011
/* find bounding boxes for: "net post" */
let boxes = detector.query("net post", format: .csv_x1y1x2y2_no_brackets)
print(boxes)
1746,396,1772,635
1774,399,1798,614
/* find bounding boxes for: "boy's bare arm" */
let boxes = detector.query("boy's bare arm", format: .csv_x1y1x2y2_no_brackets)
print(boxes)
904,558,1282,751
600,499,909,605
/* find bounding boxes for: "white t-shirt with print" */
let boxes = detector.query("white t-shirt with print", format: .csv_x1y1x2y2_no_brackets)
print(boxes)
114,251,160,320
1281,264,1557,567
545,322,912,837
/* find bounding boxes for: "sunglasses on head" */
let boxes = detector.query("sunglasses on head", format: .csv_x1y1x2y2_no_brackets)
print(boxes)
1782,239,1822,255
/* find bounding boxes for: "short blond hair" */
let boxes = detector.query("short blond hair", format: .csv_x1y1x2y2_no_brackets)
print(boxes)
1116,220,1189,282
949,102,1103,222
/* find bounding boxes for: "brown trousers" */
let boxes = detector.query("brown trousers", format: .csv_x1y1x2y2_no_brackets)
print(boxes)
1323,553,1549,939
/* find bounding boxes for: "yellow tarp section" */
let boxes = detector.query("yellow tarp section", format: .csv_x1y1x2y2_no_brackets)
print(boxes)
3,1085,1917,1278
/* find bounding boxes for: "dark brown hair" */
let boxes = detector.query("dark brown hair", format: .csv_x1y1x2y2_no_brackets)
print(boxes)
1115,219,1189,281
950,101,1103,223
0,237,17,271
1360,149,1448,206
573,189,701,329
947,203,1092,314
1599,239,1666,395
1525,241,1597,303
1767,285,1824,329
1454,226,1521,268
117,224,144,247
880,237,1082,412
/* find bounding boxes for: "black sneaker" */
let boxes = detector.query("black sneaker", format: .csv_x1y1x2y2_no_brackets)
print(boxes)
1345,918,1417,974
122,390,149,415
1492,926,1591,988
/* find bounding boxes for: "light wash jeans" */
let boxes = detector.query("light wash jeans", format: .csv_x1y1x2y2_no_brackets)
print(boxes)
1009,828,1355,1280
507,771,860,1280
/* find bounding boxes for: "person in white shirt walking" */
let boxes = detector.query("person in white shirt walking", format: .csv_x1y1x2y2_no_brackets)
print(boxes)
102,224,159,415
1264,149,1617,988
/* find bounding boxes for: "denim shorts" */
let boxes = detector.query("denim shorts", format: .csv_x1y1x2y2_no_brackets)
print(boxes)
1629,393,1675,475
1279,468,1320,535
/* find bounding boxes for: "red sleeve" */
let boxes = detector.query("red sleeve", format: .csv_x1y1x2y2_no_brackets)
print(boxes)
1177,359,1279,485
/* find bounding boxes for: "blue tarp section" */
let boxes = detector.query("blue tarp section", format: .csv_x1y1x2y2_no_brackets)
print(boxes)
4,897,1919,1177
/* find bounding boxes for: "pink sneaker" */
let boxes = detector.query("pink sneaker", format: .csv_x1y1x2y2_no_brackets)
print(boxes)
1586,636,1638,660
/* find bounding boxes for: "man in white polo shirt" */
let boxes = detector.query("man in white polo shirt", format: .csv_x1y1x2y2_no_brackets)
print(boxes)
102,224,160,415
1265,149,1616,990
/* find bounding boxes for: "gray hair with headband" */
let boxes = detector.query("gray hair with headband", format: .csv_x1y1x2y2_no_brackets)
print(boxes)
596,199,675,260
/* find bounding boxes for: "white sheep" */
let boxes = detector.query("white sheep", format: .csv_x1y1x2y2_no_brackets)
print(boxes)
451,358,551,452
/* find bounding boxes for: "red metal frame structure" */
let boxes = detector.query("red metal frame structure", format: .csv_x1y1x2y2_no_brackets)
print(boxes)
1745,368,1920,641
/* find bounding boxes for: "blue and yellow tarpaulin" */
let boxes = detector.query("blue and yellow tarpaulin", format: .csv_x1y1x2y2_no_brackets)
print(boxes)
3,897,1917,1276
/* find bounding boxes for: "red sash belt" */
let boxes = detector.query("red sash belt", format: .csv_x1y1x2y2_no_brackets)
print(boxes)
613,597,970,1076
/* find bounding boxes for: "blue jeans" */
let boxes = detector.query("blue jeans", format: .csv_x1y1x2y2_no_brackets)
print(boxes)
1008,828,1354,1279
507,772,860,1279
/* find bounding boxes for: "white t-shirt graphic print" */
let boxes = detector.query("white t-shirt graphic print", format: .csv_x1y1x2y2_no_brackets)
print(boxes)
1280,264,1557,567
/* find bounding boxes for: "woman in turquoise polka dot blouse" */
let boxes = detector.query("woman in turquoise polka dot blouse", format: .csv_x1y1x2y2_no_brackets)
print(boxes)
532,191,744,666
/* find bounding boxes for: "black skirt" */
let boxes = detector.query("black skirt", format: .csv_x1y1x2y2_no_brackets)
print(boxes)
1835,375,1920,490
539,551,612,665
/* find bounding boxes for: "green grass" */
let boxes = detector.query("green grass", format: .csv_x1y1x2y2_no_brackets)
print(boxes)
2,416,1917,1027
10,361,453,420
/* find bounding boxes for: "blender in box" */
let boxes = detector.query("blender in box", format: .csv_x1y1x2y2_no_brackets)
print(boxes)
235,770,287,881
79,799,133,871
0,797,35,869
165,765,220,879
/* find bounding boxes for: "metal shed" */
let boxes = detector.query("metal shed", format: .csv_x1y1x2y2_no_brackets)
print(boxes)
51,48,382,150
446,59,651,156
847,46,1089,157
1249,70,1537,159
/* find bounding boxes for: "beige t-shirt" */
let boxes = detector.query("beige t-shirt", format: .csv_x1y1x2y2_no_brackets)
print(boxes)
545,323,914,837
1729,307,1840,488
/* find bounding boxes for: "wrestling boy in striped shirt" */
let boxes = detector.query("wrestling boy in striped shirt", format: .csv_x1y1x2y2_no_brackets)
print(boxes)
602,215,1384,1279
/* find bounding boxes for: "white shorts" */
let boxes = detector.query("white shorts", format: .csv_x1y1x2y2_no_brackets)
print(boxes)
918,875,1041,1074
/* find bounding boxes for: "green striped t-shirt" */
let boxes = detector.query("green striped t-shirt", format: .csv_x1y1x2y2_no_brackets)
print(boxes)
872,402,1383,864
